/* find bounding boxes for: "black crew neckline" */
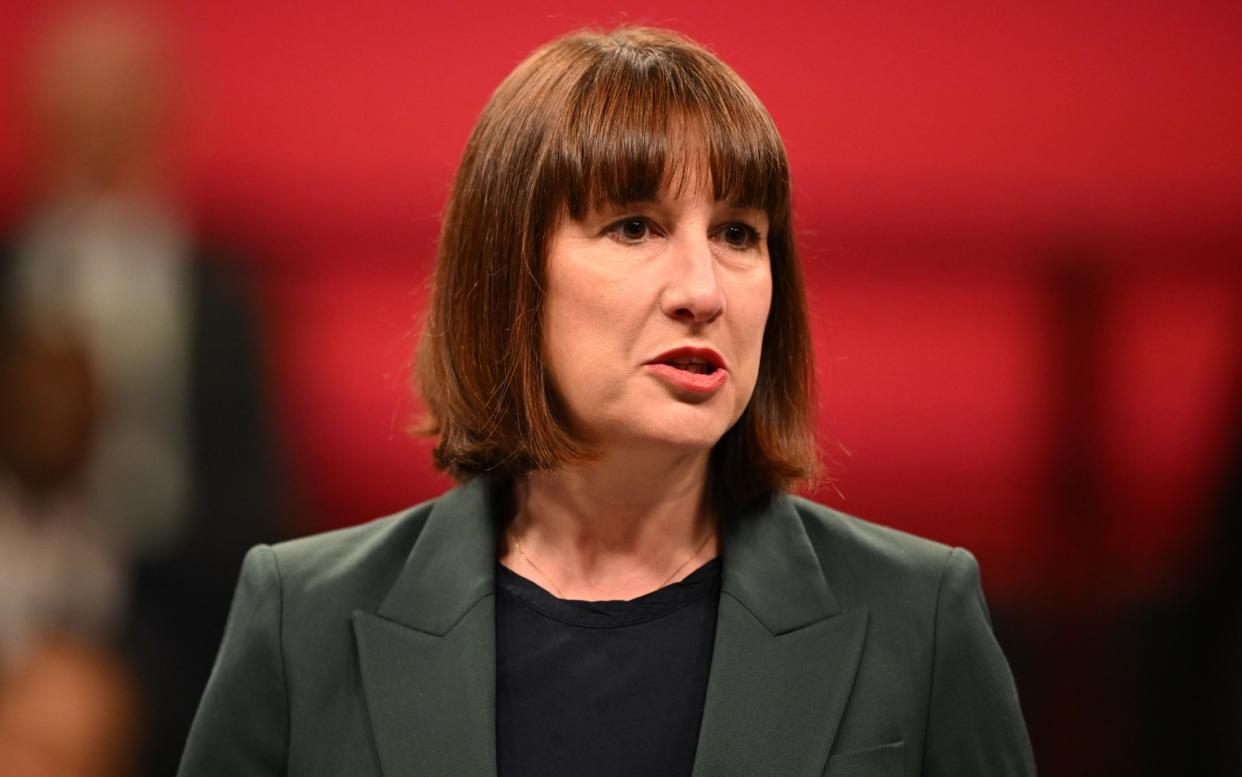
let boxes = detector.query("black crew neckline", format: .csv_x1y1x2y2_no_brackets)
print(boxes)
494,556,722,629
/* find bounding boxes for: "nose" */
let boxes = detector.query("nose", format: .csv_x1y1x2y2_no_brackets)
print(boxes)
662,233,725,325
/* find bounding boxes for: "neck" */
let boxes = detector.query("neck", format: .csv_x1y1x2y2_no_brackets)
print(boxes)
501,446,720,601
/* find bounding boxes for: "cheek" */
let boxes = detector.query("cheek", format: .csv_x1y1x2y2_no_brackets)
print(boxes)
541,291,586,396
733,273,774,379
547,239,659,351
541,269,640,405
545,277,631,361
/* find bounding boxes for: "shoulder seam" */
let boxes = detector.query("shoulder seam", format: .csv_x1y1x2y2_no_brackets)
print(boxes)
920,545,961,775
266,543,291,765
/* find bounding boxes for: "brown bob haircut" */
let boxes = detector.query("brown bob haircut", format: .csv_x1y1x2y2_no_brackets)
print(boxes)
415,25,819,504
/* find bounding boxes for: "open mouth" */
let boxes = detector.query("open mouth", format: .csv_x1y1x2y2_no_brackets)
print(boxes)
646,351,729,394
662,357,718,375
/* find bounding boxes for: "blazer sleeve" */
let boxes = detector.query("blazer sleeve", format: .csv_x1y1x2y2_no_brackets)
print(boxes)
922,547,1037,777
178,545,289,777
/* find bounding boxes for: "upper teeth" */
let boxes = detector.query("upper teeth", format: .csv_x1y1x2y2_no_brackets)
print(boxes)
672,357,706,365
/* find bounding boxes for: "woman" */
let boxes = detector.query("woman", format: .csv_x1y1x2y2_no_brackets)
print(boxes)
179,26,1035,777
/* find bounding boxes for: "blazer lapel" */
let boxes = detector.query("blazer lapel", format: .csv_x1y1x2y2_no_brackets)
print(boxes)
690,493,869,777
352,478,866,777
353,475,505,777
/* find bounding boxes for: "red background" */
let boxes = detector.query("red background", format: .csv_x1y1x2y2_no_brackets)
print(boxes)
1,0,1239,609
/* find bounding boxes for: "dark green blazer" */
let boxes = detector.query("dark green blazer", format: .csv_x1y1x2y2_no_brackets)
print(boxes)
178,474,1035,777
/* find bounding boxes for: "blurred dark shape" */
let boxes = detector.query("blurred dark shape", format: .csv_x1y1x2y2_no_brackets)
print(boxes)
0,325,126,661
1009,249,1133,777
1005,243,1242,776
1131,350,1242,777
0,324,97,496
1,4,284,776
1216,420,1242,773
0,637,142,777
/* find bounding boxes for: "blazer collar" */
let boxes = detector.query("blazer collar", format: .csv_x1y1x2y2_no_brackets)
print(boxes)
716,490,842,633
374,472,505,635
352,476,508,777
690,492,867,777
354,474,867,777
372,474,841,633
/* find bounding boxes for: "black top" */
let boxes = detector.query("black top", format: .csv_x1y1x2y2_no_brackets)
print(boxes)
494,556,723,777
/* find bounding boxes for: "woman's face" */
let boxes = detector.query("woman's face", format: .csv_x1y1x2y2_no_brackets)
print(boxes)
541,176,772,454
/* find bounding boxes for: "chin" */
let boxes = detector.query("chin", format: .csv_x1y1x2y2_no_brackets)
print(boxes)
650,428,724,452
616,406,735,453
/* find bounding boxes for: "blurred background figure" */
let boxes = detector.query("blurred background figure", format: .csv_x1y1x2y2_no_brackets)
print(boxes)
0,638,142,777
0,324,122,662
0,4,283,776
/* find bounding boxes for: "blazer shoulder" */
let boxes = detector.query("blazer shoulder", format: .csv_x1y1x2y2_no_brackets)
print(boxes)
786,495,962,610
264,495,439,616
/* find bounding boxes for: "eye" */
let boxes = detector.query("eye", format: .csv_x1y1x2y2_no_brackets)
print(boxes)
604,217,657,245
717,222,762,251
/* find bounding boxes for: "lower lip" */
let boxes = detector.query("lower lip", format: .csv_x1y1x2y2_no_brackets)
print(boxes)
645,363,729,394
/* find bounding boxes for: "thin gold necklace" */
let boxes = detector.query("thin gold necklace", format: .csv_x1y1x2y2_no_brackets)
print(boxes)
506,516,716,600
